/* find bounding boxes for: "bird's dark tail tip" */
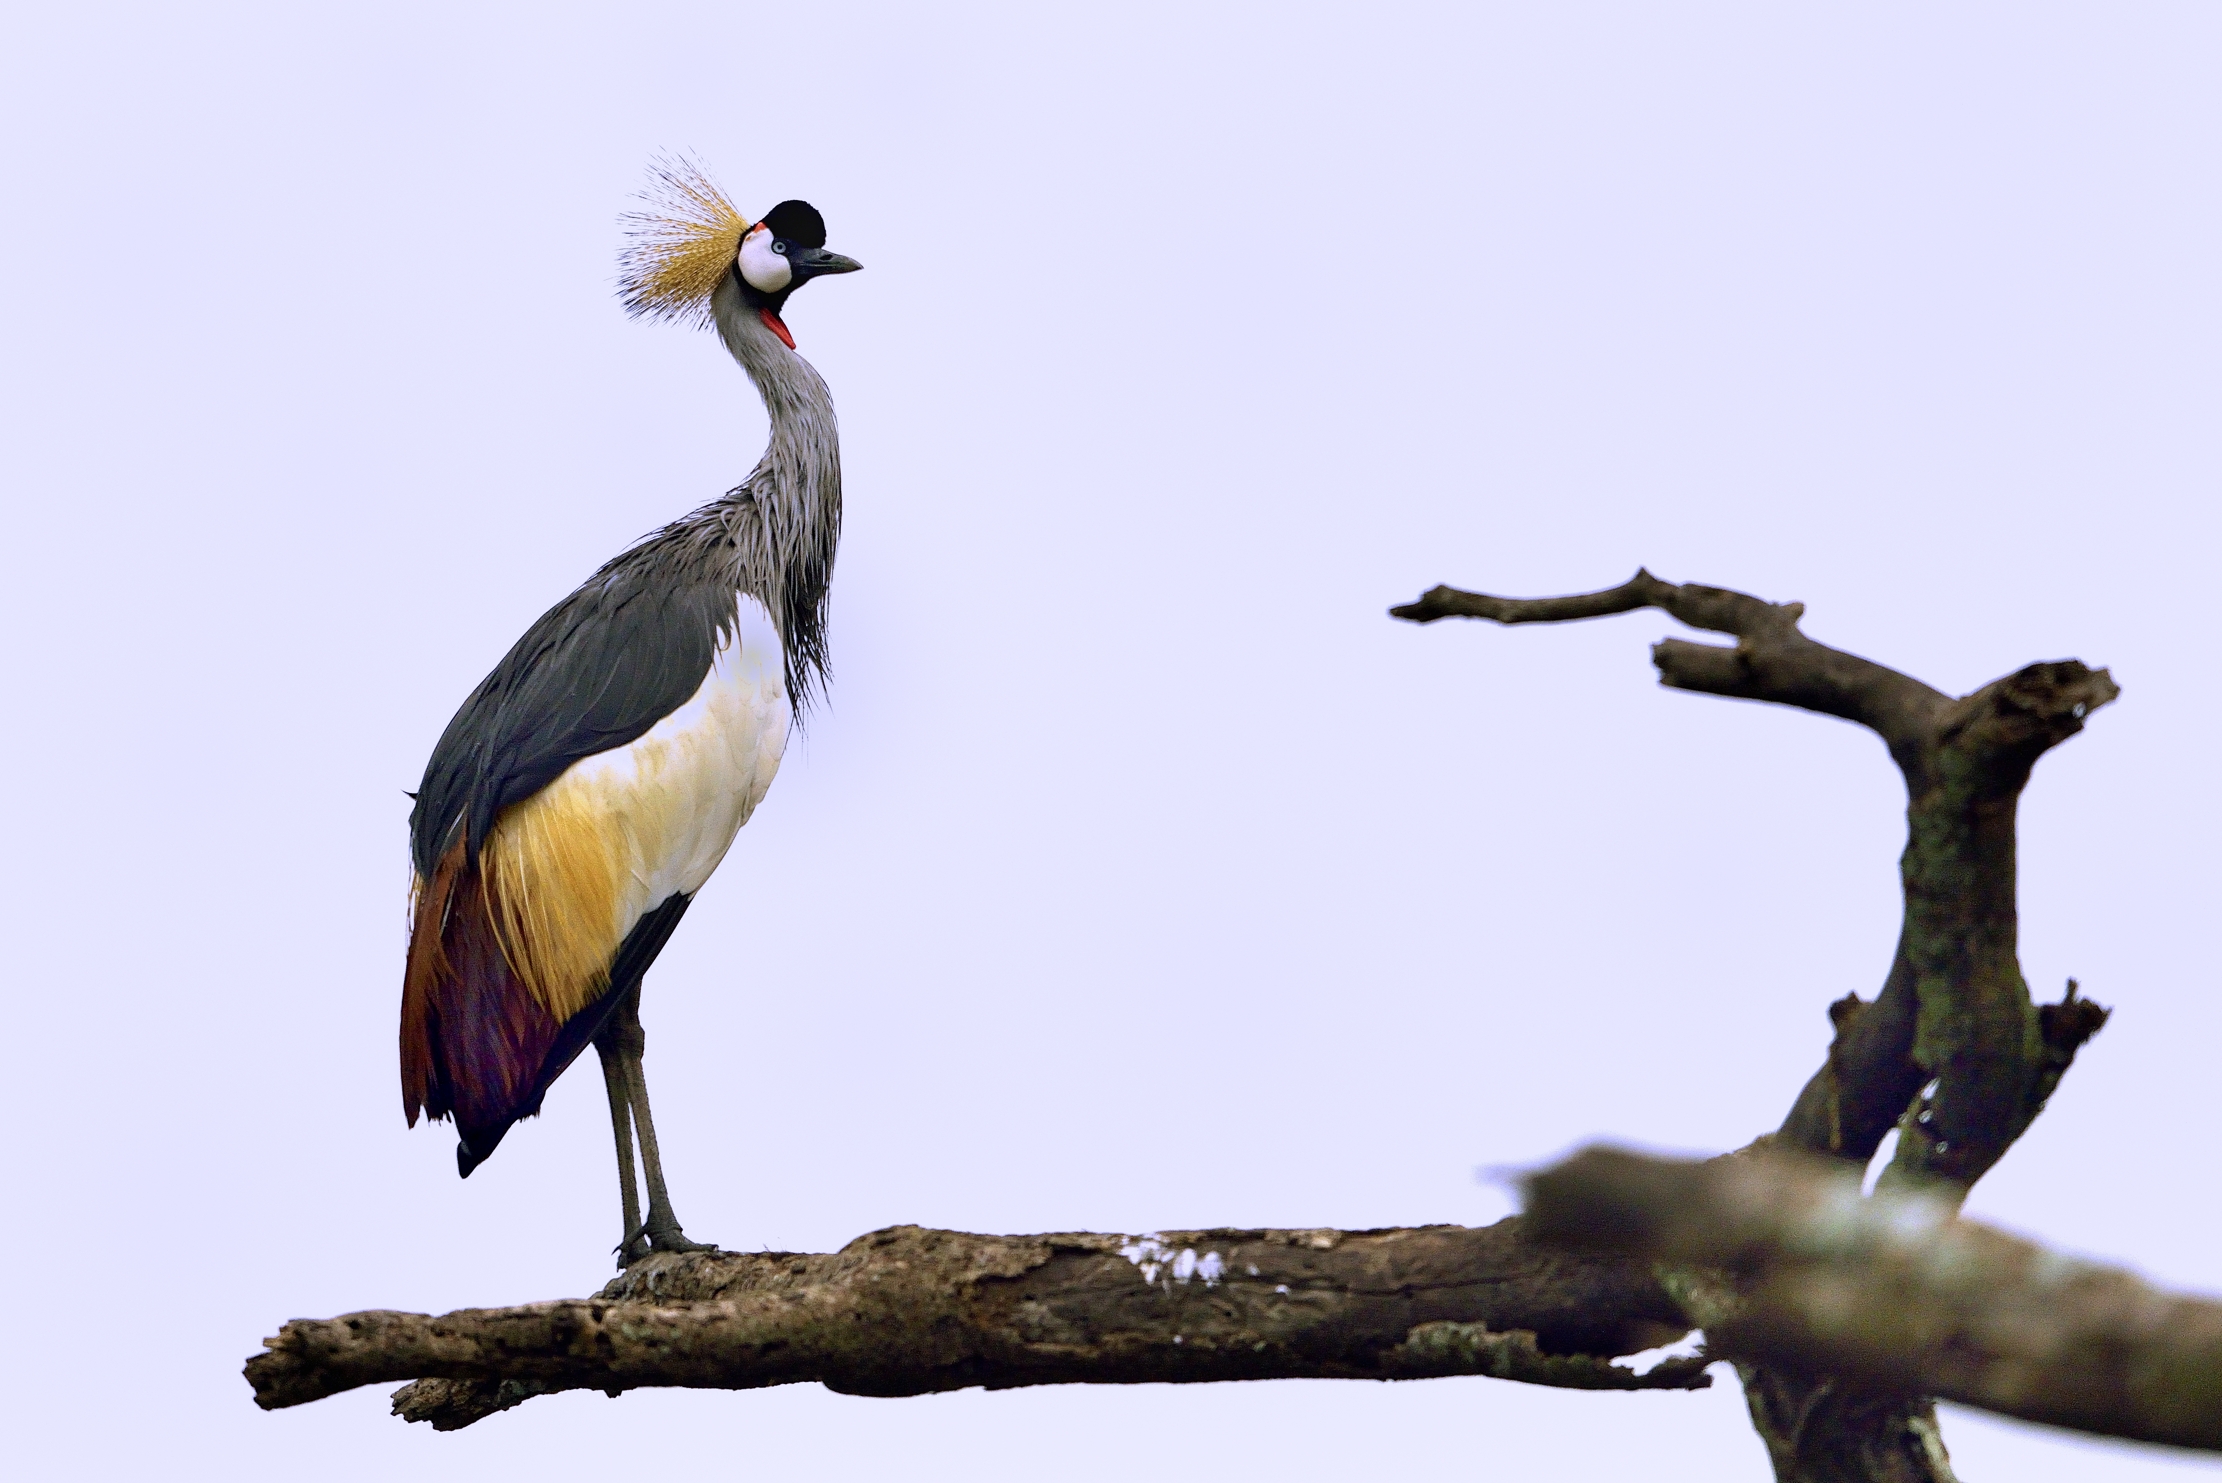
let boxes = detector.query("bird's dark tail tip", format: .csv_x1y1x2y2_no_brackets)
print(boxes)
456,1126,508,1179
455,1125,515,1182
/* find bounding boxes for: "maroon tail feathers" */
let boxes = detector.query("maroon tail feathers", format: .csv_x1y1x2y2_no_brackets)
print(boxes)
401,842,568,1176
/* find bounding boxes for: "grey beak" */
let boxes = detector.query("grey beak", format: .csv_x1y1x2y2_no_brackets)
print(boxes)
792,248,862,281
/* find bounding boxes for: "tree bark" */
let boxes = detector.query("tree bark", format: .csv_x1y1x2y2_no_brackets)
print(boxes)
247,1221,1706,1429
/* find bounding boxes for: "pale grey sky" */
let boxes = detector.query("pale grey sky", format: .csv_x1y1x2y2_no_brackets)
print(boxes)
4,3,2218,1477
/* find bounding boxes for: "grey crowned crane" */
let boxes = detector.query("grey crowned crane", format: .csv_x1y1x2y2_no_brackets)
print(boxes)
400,163,860,1265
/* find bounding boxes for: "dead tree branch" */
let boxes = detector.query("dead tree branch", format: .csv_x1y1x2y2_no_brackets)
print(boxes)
1394,570,2117,1481
1524,1146,2222,1454
1395,570,2116,1195
247,1222,1705,1429
1394,570,1946,745
250,568,2123,1483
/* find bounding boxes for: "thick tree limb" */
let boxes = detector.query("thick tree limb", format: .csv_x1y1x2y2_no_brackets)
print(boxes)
246,1221,1707,1429
1525,1146,2222,1454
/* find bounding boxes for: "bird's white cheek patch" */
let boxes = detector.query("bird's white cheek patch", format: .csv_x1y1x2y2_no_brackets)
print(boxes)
738,230,792,293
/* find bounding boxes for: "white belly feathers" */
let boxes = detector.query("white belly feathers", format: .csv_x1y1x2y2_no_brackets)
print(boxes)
564,594,792,908
478,596,792,1024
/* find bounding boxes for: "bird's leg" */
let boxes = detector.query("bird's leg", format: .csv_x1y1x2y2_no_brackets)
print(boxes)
612,990,714,1256
593,1022,649,1268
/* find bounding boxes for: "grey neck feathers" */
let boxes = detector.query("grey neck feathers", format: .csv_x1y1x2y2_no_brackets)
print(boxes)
706,274,842,714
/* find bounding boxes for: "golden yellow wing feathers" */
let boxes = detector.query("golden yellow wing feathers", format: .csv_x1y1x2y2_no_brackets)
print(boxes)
480,777,630,1024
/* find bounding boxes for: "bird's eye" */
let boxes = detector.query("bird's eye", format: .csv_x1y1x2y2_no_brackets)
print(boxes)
773,241,789,255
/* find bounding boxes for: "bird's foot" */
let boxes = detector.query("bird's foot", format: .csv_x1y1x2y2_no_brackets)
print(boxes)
616,1218,717,1267
647,1222,717,1257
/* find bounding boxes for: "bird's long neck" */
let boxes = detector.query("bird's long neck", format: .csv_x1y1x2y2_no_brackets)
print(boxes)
709,276,842,711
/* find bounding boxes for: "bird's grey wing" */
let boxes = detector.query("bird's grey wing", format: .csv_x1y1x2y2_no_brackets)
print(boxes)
409,564,738,877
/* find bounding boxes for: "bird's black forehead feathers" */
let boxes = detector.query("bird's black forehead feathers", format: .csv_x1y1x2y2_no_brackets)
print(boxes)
760,199,827,249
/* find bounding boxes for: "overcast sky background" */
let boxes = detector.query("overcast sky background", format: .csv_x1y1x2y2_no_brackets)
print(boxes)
4,3,2218,1477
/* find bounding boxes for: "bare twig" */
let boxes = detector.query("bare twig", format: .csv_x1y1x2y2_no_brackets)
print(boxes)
1392,569,1946,748
1525,1146,2222,1454
246,1222,1706,1428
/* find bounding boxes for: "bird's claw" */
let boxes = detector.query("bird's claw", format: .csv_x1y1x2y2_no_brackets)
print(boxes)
648,1227,718,1256
614,1218,716,1268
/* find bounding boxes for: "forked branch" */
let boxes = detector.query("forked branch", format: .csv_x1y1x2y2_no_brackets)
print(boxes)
1393,570,1946,752
1394,571,2117,1192
1395,568,2119,1482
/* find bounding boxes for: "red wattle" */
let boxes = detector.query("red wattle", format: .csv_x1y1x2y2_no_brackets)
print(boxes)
758,307,795,349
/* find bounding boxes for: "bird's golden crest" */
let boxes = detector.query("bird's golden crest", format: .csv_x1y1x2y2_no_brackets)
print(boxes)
617,157,751,329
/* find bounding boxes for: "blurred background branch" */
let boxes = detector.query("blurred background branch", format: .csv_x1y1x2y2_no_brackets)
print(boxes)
1525,1144,2222,1454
